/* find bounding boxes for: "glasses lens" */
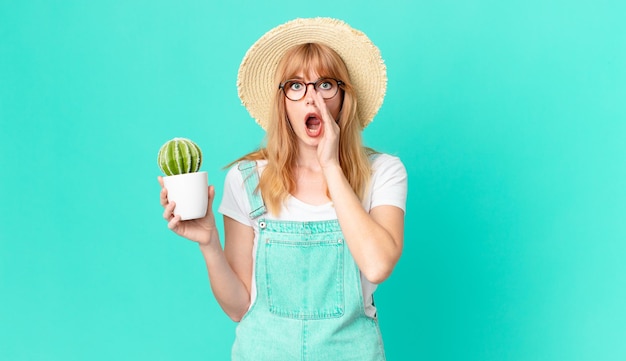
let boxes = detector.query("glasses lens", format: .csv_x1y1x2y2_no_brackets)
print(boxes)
316,78,339,99
284,80,305,101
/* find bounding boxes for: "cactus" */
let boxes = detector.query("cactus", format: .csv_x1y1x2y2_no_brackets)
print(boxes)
157,137,203,176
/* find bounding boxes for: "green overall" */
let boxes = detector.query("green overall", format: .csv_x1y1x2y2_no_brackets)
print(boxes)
232,161,386,361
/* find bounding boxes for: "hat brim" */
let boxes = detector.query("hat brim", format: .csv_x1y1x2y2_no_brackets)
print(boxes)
237,17,387,130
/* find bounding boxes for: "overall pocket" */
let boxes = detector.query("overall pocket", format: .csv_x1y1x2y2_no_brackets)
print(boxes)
264,237,345,319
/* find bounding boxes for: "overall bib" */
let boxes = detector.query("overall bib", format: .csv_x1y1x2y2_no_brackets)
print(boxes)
232,161,386,361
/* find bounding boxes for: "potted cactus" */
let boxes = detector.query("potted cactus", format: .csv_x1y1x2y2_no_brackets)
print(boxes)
158,137,208,220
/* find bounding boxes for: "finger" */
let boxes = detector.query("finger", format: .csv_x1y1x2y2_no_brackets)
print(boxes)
163,201,176,220
207,185,215,210
160,186,169,207
314,91,330,118
168,214,181,230
322,106,338,135
157,176,164,187
313,92,337,132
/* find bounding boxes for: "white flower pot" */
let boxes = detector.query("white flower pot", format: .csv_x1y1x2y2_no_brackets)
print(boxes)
162,171,208,220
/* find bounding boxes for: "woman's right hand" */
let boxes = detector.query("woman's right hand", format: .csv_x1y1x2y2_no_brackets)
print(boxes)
158,176,219,247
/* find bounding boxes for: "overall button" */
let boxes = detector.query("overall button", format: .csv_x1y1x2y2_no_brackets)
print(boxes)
259,221,267,229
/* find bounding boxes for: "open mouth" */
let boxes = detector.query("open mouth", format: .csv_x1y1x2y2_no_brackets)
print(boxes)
305,114,322,136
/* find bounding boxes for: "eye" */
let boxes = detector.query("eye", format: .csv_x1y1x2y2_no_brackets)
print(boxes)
289,82,304,91
318,79,334,90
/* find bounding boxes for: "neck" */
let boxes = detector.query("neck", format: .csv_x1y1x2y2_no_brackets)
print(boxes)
295,146,322,171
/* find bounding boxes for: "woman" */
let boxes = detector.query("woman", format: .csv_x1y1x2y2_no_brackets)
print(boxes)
159,17,407,361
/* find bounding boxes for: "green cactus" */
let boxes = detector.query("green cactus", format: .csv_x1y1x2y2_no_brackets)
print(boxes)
157,137,203,176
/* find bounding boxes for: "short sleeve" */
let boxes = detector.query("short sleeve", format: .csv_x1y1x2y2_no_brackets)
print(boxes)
369,154,408,212
218,164,254,227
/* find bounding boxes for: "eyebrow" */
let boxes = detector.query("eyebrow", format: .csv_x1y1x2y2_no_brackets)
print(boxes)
285,77,328,82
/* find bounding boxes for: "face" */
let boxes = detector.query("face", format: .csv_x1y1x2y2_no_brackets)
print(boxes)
284,71,343,147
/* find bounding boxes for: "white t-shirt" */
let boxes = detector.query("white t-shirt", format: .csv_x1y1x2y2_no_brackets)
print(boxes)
218,153,408,318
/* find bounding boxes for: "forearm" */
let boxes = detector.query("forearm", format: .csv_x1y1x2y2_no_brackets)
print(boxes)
198,236,251,321
323,164,402,284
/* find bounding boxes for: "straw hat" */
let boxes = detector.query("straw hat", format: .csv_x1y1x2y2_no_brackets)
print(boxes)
237,17,387,130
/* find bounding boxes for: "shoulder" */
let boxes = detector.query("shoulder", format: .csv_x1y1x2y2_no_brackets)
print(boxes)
371,153,407,177
367,153,408,211
224,159,268,183
220,160,267,226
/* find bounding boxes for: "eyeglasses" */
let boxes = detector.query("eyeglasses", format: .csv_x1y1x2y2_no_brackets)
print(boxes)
279,78,343,101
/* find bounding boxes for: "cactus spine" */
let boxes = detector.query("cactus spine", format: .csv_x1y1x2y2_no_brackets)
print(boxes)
158,137,202,176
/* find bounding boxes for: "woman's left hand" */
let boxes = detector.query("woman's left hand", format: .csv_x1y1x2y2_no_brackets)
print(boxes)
315,90,341,169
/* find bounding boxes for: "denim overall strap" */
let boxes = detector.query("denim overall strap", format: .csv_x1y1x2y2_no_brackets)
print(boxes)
237,160,267,219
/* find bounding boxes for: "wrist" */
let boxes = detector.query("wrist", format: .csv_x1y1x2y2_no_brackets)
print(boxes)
322,163,344,185
198,229,221,251
321,161,341,175
198,240,222,260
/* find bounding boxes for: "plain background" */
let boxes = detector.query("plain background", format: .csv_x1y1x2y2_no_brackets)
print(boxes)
1,0,625,360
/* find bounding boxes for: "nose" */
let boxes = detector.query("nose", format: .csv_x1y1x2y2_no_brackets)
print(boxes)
304,83,316,104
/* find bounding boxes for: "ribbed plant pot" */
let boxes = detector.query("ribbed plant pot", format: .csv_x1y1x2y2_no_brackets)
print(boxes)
163,171,208,220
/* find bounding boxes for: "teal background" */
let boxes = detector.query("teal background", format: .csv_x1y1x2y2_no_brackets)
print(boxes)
1,0,625,360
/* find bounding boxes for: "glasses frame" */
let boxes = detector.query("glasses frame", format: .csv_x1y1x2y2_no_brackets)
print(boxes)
278,78,344,101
